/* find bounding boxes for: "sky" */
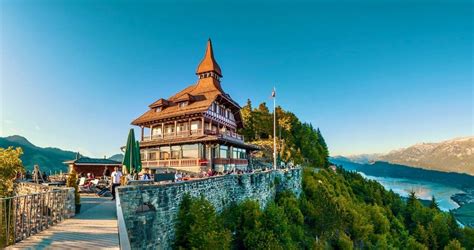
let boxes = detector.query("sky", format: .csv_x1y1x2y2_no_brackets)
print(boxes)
0,0,472,157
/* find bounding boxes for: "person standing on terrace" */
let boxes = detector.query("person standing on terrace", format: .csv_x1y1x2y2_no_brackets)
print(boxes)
110,166,122,200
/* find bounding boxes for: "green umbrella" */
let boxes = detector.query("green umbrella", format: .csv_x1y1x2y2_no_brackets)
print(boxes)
135,140,142,173
122,129,142,175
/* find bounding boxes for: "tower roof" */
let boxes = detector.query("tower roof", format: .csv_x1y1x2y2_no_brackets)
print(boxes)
196,39,222,77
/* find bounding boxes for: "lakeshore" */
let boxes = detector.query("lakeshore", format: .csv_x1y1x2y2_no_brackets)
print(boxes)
360,173,474,227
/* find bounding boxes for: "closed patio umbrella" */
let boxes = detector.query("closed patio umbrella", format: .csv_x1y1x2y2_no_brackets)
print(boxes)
122,129,142,176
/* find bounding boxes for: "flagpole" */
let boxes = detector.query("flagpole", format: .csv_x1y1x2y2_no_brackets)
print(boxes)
273,87,277,170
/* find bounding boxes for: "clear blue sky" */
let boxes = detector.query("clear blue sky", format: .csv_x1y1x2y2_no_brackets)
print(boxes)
1,0,472,157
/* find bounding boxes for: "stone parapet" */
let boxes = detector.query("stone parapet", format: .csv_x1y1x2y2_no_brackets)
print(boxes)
117,168,302,249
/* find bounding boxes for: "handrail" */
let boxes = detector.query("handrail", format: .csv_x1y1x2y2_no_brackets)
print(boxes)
116,189,131,250
0,189,69,247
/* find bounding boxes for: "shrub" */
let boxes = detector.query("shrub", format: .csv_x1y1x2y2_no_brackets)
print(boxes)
66,168,80,205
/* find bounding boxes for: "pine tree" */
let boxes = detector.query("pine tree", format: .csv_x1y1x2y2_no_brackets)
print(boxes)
429,196,440,211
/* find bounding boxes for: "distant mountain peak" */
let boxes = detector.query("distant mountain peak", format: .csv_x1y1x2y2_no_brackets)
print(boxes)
341,136,474,176
0,135,122,172
5,135,35,148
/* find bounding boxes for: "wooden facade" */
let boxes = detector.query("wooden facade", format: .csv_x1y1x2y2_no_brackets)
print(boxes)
131,39,258,173
64,157,121,177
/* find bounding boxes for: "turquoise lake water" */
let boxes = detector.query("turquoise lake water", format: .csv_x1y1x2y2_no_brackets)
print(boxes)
358,172,464,211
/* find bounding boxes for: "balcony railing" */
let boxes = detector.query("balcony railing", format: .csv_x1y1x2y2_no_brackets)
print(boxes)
142,158,201,168
213,158,249,165
142,129,243,142
141,158,248,168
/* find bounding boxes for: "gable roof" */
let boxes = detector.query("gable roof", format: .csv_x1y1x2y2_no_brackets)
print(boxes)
149,98,169,108
64,157,121,165
131,78,239,125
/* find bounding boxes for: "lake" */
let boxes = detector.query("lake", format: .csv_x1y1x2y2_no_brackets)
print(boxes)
359,172,463,211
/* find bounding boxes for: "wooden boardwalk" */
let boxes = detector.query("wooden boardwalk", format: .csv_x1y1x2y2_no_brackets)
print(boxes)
8,196,119,249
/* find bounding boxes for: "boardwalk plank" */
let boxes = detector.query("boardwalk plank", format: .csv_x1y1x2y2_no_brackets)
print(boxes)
8,196,119,250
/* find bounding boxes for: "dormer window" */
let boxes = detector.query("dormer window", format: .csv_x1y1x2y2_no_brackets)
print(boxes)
156,107,161,112
178,102,188,108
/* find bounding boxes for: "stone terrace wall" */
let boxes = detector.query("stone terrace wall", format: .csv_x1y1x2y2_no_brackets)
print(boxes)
117,168,302,249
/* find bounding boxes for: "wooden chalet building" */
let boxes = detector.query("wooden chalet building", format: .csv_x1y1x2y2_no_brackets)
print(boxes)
132,39,258,173
64,155,121,177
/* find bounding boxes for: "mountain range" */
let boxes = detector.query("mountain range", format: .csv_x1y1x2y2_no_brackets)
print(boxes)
0,135,122,173
337,136,474,176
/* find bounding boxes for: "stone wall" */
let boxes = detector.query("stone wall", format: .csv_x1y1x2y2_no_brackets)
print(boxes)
117,168,302,249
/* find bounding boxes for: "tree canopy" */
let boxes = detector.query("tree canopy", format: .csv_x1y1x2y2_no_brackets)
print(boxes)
0,147,24,197
240,100,329,167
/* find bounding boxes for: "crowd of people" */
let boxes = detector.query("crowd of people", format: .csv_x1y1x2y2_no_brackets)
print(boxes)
17,163,298,201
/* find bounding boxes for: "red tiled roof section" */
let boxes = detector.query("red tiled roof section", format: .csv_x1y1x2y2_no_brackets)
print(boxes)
196,39,222,77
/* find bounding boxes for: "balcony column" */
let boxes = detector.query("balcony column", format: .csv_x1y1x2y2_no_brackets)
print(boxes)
161,123,164,138
150,125,153,138
174,121,177,137
141,126,144,141
188,118,192,135
201,117,205,135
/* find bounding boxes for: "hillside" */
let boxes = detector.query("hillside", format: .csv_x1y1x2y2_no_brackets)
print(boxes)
175,168,474,249
0,135,77,172
378,136,474,175
0,135,124,173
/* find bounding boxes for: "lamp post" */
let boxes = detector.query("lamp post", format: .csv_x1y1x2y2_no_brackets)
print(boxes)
272,87,277,170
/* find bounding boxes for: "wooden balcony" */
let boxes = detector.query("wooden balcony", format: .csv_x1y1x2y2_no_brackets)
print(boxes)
141,158,248,168
142,129,244,143
141,158,203,168
213,158,248,165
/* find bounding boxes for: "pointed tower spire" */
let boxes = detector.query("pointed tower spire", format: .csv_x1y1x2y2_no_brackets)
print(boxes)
196,39,222,78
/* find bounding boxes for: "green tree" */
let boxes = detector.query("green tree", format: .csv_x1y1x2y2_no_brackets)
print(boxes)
0,147,24,197
430,196,440,211
174,195,231,250
240,99,255,141
444,239,465,250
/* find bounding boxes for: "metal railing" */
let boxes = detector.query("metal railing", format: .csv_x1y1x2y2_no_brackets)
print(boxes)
0,189,69,247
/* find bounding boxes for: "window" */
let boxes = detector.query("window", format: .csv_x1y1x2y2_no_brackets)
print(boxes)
156,107,161,112
220,106,226,116
178,102,187,108
182,144,199,159
148,152,157,160
191,121,200,131
212,102,217,112
171,146,181,159
152,127,162,136
219,145,228,158
177,123,187,132
165,125,174,134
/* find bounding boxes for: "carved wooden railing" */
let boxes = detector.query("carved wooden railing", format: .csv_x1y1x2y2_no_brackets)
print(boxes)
213,158,249,165
142,158,200,168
